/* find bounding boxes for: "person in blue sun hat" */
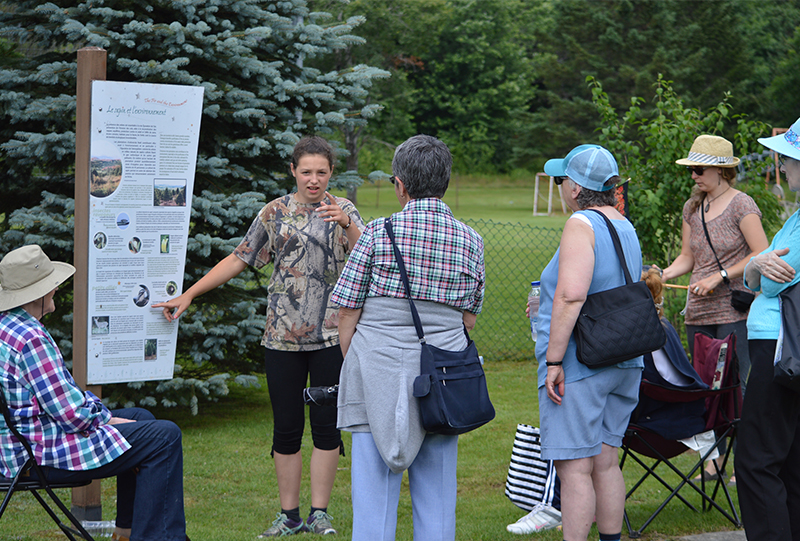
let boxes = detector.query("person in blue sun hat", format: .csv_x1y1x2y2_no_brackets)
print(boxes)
736,118,800,541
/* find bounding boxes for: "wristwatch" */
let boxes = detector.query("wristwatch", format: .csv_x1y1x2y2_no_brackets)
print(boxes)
720,269,730,284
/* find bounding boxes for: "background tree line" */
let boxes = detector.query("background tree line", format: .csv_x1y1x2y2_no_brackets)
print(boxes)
1,0,798,410
326,0,800,176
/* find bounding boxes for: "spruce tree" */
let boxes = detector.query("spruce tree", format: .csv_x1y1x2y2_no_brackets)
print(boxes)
0,0,387,412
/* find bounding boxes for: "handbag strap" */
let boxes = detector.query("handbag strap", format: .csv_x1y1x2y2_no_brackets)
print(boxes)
700,202,725,273
384,218,427,344
584,209,634,285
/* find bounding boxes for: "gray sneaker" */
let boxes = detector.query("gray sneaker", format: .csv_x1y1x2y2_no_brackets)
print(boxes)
306,510,337,535
257,513,308,538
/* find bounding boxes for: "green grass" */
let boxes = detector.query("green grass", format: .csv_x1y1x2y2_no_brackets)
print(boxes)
3,177,739,539
4,362,741,541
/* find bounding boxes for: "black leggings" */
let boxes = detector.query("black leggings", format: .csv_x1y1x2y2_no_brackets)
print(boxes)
736,340,800,541
265,345,343,455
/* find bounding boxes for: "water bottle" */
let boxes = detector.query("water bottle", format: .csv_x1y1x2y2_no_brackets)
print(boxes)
81,520,115,537
528,281,541,342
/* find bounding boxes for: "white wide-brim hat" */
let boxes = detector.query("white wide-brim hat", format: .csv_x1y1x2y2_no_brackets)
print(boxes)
0,245,75,311
758,118,800,161
676,134,740,168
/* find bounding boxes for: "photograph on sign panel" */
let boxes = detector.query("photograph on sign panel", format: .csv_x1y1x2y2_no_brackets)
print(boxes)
90,139,123,198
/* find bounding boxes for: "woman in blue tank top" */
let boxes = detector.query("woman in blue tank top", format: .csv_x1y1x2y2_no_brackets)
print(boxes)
536,145,644,541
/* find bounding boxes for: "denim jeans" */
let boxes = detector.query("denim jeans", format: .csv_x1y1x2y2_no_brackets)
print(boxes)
350,431,458,541
43,408,185,541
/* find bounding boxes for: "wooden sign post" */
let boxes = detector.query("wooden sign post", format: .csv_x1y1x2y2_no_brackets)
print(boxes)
72,46,107,521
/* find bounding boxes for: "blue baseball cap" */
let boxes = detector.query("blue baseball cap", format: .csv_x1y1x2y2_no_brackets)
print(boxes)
543,144,619,192
758,118,800,161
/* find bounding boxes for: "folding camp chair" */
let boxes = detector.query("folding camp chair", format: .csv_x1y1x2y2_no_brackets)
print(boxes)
620,331,742,538
0,381,96,541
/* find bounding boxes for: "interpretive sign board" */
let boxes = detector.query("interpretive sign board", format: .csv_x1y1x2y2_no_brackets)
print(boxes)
86,81,204,384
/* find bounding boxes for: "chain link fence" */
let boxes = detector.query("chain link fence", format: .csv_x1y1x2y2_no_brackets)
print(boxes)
462,219,563,362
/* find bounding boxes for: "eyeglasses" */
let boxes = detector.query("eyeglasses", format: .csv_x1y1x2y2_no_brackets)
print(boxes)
686,166,708,176
389,175,396,185
553,176,567,186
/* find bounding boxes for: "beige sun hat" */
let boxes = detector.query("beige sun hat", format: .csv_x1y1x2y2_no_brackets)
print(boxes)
0,245,76,311
675,134,740,168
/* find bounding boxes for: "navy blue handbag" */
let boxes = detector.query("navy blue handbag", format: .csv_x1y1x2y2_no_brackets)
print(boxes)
385,219,495,435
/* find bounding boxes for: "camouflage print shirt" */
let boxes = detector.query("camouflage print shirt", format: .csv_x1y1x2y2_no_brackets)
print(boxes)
234,194,364,351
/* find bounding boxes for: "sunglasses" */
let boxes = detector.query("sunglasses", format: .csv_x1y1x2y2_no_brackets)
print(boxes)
553,176,567,186
389,175,396,185
686,166,708,176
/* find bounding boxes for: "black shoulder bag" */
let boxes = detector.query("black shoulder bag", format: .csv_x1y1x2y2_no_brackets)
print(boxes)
700,200,755,313
574,210,666,368
775,282,800,392
384,218,495,435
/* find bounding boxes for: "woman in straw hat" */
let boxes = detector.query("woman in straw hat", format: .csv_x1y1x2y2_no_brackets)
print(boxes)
736,119,800,541
661,135,769,484
0,245,188,541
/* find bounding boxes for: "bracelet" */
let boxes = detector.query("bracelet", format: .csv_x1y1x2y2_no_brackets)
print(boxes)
545,361,563,367
343,216,352,229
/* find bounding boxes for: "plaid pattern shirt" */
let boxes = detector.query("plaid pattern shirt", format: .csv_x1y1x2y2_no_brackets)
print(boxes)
0,308,130,478
331,198,485,313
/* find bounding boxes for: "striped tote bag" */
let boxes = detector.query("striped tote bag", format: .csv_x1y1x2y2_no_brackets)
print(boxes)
504,424,557,511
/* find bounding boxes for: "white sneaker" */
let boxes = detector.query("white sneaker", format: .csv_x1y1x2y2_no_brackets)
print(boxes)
506,503,562,534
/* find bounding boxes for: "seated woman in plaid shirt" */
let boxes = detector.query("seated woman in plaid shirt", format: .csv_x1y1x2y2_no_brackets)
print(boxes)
331,135,485,541
0,245,187,541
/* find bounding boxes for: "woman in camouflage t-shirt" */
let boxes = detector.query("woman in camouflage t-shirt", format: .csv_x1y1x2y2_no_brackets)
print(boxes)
154,136,364,537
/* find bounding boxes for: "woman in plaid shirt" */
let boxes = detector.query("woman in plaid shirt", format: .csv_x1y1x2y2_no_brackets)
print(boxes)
0,245,187,541
331,135,485,541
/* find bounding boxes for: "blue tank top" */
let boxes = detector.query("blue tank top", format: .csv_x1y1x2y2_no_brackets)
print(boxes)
536,209,645,388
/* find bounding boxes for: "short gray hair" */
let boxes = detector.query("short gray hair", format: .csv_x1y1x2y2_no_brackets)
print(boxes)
392,135,452,199
569,177,618,209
